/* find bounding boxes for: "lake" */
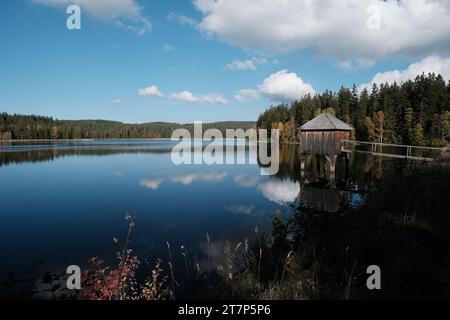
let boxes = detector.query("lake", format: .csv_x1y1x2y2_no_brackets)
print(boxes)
0,140,409,295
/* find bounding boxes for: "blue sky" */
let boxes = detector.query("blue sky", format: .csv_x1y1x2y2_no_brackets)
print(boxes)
1,0,449,123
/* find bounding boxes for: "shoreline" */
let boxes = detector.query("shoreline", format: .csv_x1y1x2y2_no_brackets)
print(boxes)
0,138,174,142
0,139,302,147
0,138,300,143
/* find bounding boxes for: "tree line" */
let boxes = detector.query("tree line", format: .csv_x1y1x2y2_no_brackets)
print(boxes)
257,73,450,146
2,73,449,145
0,114,254,140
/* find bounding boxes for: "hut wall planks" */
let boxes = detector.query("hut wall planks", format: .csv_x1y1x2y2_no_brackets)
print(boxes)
300,130,349,155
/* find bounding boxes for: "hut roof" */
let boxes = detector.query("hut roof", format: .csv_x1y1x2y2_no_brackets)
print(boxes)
299,113,353,131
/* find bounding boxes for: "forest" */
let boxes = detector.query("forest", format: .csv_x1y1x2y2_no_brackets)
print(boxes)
0,114,254,140
257,73,450,146
1,73,449,145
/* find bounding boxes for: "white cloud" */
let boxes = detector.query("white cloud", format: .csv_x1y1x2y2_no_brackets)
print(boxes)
167,12,198,28
139,179,163,190
259,70,315,101
112,98,124,104
202,94,228,104
358,56,450,92
193,0,450,62
171,172,227,185
336,58,376,71
226,59,256,71
170,91,199,103
163,43,174,53
33,0,151,35
170,91,228,104
226,57,267,71
138,85,164,97
234,89,260,102
259,178,300,205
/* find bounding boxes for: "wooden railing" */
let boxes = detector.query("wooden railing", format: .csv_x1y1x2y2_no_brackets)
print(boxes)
340,139,448,161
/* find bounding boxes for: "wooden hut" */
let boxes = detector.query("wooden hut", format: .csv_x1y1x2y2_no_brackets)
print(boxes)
299,113,353,155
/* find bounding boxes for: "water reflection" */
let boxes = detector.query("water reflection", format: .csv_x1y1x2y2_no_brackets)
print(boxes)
170,172,228,185
274,144,406,213
139,179,163,190
259,178,300,205
0,140,413,284
234,174,260,188
224,205,255,215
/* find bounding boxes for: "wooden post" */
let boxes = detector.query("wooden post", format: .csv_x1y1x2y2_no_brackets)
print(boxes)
300,153,305,178
325,154,337,173
325,154,338,174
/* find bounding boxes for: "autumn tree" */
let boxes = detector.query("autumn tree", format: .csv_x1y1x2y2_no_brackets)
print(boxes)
411,123,425,146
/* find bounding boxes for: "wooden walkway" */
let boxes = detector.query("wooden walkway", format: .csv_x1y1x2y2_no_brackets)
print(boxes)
341,140,448,161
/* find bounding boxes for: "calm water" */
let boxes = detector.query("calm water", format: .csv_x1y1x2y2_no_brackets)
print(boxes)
0,140,408,286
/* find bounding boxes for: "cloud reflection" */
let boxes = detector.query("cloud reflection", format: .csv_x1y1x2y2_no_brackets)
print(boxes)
170,172,227,185
225,204,255,215
259,178,300,204
234,174,259,188
139,179,163,190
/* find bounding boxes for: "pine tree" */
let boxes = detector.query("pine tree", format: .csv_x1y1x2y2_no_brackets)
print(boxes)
357,89,369,140
338,86,351,123
403,107,414,144
411,123,425,146
364,116,376,142
373,111,385,144
440,112,450,144
350,84,359,128
368,83,379,116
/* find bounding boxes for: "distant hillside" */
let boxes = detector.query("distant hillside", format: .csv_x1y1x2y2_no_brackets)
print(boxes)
0,113,255,140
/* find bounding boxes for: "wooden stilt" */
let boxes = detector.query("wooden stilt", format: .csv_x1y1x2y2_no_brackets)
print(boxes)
325,154,338,174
